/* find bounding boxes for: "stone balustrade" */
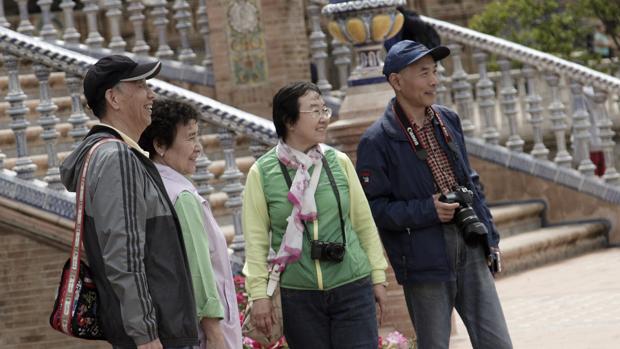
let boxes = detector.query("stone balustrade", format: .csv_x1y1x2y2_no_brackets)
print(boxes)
0,26,276,267
314,11,620,187
0,0,214,85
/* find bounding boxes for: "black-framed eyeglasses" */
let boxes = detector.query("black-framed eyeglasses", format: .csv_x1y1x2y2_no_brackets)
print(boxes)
299,106,332,120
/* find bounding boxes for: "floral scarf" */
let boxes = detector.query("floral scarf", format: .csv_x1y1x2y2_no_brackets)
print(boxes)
272,140,324,268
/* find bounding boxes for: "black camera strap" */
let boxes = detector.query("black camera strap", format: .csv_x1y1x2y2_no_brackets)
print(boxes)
278,155,347,246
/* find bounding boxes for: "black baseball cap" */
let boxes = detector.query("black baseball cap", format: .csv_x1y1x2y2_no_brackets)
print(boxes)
383,40,450,77
83,55,161,117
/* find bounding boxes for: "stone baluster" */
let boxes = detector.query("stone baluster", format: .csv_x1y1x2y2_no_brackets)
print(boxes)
196,0,213,72
473,50,499,145
569,80,596,176
544,73,572,167
34,64,62,189
590,88,619,184
104,0,126,53
436,61,451,107
498,59,524,152
449,44,475,136
4,55,36,179
16,0,34,35
59,0,80,45
192,121,215,196
523,65,549,160
218,128,245,262
66,74,91,148
151,0,174,59
172,0,196,64
249,139,269,160
37,0,58,41
128,0,150,55
332,39,351,98
82,0,104,49
307,0,333,95
0,0,9,28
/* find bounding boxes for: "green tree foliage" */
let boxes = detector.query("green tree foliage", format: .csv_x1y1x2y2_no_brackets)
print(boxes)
469,0,588,59
580,0,620,49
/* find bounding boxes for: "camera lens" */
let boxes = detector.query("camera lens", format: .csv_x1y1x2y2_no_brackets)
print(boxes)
326,243,345,262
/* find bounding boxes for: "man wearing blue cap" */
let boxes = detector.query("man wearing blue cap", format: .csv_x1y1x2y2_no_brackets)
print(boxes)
61,55,199,349
356,41,512,348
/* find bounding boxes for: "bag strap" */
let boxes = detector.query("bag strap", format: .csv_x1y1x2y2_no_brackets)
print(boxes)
60,138,120,333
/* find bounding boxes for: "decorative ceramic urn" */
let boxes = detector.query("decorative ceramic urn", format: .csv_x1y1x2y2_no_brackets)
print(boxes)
322,0,405,86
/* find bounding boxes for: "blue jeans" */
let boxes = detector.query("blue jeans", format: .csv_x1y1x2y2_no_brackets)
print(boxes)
403,224,512,349
280,276,378,349
112,345,199,349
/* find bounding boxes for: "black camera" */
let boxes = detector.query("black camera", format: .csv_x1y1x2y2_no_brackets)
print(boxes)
310,240,345,262
439,186,488,243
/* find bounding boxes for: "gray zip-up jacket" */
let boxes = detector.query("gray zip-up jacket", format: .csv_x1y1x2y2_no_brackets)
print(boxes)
60,125,198,348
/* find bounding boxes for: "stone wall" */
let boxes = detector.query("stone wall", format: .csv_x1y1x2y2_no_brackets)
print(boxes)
207,0,312,118
0,228,110,349
471,157,620,245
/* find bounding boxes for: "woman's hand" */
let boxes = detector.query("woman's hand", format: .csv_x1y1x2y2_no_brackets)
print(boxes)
251,298,275,335
201,317,227,349
373,283,388,325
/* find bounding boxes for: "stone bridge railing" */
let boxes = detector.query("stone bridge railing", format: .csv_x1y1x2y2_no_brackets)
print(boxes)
0,0,215,85
0,26,277,267
420,15,620,187
310,8,620,189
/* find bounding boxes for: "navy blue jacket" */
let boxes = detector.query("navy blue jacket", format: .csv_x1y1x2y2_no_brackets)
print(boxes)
356,98,499,285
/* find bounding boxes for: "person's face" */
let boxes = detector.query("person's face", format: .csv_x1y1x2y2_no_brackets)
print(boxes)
114,79,156,132
286,90,330,150
390,55,438,109
157,119,201,175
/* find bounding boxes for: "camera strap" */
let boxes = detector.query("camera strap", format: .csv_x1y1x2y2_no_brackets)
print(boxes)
393,101,459,161
278,155,347,246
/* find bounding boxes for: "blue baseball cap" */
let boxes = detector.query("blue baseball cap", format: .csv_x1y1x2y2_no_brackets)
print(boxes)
383,40,450,77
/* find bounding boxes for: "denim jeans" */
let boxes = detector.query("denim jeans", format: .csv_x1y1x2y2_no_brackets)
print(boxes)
280,276,378,349
403,224,513,349
113,345,197,349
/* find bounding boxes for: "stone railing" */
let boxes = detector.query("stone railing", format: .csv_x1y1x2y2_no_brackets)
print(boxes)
0,0,214,85
312,7,620,188
413,15,620,188
0,26,277,268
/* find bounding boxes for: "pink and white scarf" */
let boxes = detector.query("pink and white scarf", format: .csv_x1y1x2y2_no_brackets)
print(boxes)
272,140,324,268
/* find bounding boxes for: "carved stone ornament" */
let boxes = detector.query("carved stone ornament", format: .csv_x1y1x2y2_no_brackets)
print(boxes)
229,0,258,33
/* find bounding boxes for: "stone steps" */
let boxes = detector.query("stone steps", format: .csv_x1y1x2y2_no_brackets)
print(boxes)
487,200,608,277
499,221,608,277
491,201,545,238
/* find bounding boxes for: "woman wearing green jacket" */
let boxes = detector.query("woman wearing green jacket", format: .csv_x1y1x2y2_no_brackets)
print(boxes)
242,81,388,348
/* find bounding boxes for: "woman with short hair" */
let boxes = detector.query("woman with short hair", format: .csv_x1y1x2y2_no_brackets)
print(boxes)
242,81,388,348
139,99,242,349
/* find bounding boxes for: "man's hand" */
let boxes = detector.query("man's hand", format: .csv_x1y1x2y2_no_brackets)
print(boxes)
251,298,275,335
137,339,163,349
373,284,388,326
433,194,460,223
201,317,227,349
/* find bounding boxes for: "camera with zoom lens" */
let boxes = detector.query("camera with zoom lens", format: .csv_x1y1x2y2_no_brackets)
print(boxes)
310,240,345,262
439,186,488,243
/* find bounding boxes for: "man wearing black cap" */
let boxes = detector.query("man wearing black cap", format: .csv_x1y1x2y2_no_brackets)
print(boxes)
60,55,199,349
356,41,512,348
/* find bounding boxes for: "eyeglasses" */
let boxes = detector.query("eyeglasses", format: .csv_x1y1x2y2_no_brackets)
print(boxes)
299,106,332,120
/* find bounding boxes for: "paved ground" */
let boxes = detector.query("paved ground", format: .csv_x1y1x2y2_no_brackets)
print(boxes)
449,247,620,349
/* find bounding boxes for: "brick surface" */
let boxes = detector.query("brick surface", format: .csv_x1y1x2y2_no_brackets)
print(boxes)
0,231,110,349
